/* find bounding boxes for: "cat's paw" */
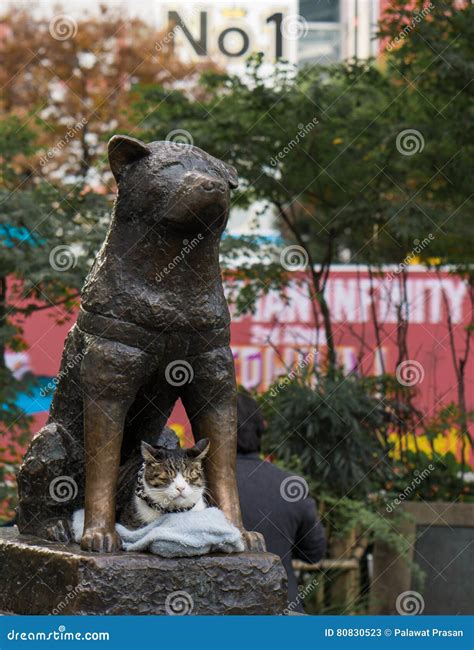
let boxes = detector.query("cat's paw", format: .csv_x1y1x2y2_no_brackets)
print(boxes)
81,527,122,553
240,530,267,553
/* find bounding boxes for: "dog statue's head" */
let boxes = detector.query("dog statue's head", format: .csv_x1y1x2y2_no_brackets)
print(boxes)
108,135,238,234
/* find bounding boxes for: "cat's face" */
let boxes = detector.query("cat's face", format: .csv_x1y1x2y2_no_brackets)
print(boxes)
140,439,209,511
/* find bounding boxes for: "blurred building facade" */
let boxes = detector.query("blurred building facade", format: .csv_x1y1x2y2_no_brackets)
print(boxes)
19,0,381,70
153,0,380,70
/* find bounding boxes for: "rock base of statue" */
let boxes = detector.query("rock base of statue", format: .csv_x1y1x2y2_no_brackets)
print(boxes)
0,529,287,615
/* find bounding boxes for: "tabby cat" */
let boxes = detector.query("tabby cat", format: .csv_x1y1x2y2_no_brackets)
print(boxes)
117,438,210,529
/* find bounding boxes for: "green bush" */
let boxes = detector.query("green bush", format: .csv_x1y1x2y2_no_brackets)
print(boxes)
261,372,397,499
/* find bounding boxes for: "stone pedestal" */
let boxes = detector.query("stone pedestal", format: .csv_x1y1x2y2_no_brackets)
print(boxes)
0,529,287,615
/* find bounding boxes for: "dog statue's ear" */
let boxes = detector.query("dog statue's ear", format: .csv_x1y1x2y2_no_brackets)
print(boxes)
189,438,210,461
108,135,151,181
225,164,239,189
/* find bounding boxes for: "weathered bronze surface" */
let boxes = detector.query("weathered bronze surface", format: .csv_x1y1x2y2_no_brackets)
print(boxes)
17,136,256,552
0,529,286,615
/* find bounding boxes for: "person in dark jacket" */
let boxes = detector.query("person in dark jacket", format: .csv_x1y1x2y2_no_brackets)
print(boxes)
236,392,326,612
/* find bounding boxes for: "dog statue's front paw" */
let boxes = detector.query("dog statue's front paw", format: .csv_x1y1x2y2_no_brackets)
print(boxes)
81,527,122,553
240,530,267,553
45,518,72,544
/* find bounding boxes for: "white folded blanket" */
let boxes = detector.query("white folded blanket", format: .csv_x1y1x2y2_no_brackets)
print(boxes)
72,508,244,557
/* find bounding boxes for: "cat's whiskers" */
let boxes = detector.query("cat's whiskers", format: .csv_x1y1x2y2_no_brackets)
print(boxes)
201,486,212,502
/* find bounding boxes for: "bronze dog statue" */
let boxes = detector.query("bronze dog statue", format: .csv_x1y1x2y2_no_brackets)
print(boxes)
17,135,259,553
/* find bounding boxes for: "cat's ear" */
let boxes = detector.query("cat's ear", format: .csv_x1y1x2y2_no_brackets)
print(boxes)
189,438,210,461
141,440,158,462
108,135,151,181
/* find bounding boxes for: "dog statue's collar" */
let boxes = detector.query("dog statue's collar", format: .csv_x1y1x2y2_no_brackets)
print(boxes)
135,464,195,514
77,306,230,356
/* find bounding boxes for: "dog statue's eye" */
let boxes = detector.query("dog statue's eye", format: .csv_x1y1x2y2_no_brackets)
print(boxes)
160,161,185,171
